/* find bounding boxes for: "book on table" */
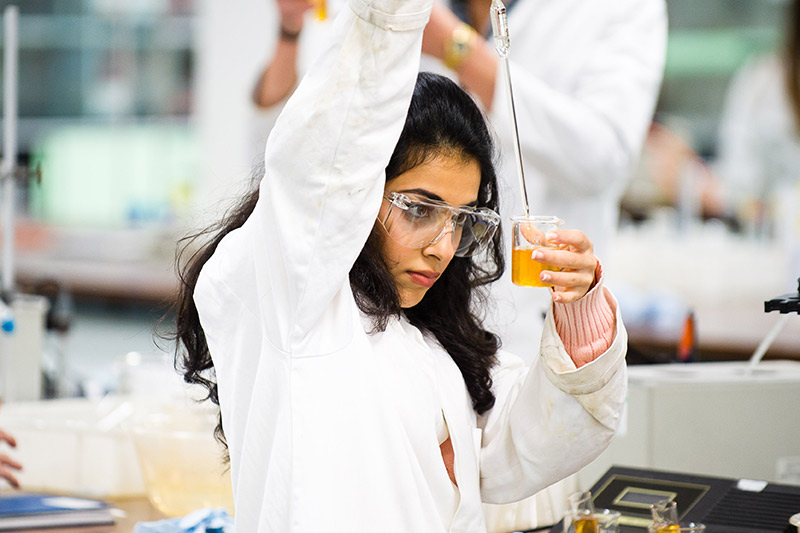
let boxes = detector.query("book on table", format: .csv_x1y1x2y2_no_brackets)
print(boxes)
0,492,115,530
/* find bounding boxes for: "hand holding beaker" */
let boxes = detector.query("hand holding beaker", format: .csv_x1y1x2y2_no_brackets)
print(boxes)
511,217,598,303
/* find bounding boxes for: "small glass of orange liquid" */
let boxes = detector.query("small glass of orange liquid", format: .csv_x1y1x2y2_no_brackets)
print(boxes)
647,499,705,533
564,508,622,533
647,526,705,533
313,0,326,20
511,215,563,287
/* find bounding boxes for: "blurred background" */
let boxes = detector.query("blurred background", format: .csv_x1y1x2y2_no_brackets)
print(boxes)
0,0,799,525
0,0,797,398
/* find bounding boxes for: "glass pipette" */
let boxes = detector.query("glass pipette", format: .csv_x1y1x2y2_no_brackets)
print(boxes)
490,0,530,217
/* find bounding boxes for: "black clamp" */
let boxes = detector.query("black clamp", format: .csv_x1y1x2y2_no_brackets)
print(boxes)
764,277,800,314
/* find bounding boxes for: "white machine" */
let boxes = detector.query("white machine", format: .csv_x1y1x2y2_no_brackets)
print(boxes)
0,6,48,402
580,279,800,489
579,359,800,488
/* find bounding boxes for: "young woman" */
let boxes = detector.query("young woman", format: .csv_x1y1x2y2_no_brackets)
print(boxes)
175,0,627,530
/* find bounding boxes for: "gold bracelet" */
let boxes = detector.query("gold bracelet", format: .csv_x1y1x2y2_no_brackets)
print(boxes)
443,23,476,71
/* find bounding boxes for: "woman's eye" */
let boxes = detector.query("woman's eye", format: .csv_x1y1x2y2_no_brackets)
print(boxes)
406,203,433,219
454,213,470,226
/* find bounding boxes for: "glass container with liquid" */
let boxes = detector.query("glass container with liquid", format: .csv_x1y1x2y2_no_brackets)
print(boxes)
511,215,563,287
647,499,705,533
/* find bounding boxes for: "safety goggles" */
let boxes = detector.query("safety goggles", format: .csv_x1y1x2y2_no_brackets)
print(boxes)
378,191,500,257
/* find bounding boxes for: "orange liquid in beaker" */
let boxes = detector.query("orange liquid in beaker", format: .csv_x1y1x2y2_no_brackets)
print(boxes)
512,247,557,287
572,516,599,533
654,526,681,533
313,0,326,20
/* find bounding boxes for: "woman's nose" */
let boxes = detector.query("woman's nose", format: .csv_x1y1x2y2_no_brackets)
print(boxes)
424,220,458,258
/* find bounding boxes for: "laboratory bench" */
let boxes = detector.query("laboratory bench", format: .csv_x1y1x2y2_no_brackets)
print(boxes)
109,497,166,531
14,221,179,305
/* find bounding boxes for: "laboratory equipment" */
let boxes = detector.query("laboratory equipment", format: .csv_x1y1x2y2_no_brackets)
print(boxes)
511,215,563,287
562,466,800,533
2,5,18,298
132,404,234,517
490,0,530,216
0,5,49,403
649,500,679,529
568,490,597,533
313,0,326,20
648,499,705,533
747,277,800,373
0,397,146,497
647,525,705,533
562,490,623,533
578,359,800,490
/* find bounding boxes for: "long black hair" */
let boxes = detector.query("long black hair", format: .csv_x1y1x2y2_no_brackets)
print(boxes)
172,72,505,452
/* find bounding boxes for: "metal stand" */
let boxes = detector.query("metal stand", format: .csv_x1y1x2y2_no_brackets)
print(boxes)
746,277,800,373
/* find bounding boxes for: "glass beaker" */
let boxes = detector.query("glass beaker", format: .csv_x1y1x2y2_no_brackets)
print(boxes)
313,0,326,20
648,499,704,533
566,490,598,533
511,215,564,287
650,499,679,525
564,508,621,533
647,525,706,533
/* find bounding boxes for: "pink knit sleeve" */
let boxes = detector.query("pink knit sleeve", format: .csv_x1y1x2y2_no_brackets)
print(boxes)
553,262,617,368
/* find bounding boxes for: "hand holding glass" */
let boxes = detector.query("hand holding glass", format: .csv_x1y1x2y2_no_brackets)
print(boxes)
511,215,563,287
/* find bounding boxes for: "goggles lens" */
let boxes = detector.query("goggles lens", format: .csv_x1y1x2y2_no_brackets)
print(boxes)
378,192,499,257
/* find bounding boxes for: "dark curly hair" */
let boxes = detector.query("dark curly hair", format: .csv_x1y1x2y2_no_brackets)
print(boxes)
171,72,505,453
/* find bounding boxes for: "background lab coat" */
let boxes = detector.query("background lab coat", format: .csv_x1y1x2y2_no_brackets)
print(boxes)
197,0,628,531
459,0,667,360
716,55,800,241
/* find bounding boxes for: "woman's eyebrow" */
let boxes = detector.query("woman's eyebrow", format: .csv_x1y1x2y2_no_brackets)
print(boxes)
398,188,479,207
399,188,444,202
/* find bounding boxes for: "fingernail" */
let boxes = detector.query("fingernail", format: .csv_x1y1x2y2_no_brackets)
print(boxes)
540,272,551,282
546,232,558,242
532,250,544,260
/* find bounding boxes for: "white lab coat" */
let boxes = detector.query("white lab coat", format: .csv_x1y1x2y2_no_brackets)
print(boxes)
200,0,628,531
466,0,667,360
716,55,800,234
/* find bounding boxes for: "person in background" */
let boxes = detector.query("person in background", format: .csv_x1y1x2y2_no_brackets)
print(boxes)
177,0,628,530
622,121,725,222
716,0,800,241
0,426,21,488
251,0,663,527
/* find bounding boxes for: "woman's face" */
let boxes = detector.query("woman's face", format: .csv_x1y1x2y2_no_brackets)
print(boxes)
379,153,481,308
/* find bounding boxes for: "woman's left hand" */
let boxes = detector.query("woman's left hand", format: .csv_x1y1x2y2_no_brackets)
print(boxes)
532,230,598,304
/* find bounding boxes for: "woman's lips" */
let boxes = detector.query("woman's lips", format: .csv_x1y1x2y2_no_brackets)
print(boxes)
407,270,439,288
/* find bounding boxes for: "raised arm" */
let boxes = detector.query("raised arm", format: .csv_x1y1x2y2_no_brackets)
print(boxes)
252,0,310,108
209,0,431,354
